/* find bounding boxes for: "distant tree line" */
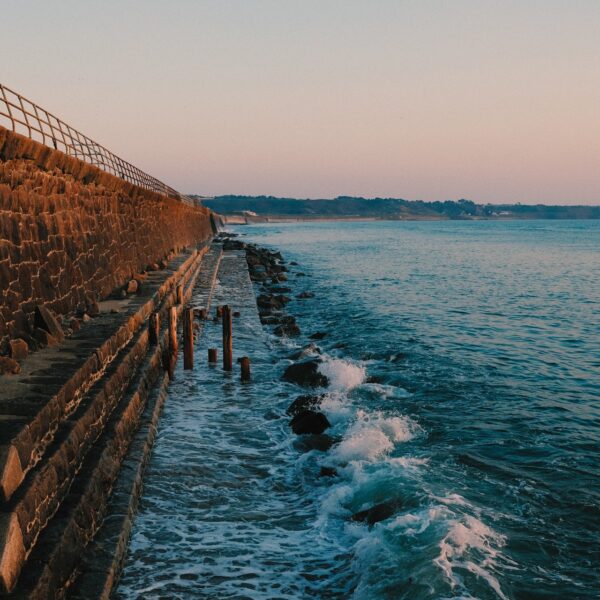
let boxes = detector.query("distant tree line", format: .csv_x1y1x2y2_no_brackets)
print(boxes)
193,195,600,219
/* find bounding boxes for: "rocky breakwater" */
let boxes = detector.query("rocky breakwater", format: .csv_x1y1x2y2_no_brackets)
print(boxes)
223,232,407,530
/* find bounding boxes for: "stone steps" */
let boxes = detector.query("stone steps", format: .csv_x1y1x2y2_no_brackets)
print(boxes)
0,245,209,593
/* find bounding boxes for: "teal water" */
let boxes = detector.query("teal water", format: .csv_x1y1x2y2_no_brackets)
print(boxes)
117,220,600,599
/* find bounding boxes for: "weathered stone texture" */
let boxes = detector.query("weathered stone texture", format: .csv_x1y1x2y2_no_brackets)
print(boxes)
0,125,213,353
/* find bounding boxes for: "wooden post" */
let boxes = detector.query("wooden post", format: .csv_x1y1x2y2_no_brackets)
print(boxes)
198,308,207,321
168,307,178,357
222,305,232,371
149,312,160,345
183,308,194,370
208,348,218,363
216,305,223,319
176,284,184,305
240,356,251,381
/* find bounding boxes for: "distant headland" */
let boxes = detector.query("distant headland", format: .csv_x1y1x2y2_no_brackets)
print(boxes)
193,195,600,222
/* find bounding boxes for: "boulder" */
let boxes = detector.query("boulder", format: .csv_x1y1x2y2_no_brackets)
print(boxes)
287,343,321,361
297,291,315,299
0,356,20,375
283,359,328,387
34,305,64,342
33,328,58,348
351,500,401,526
319,466,338,478
274,322,301,337
294,434,337,452
310,331,327,340
286,394,325,416
9,339,29,361
290,410,331,435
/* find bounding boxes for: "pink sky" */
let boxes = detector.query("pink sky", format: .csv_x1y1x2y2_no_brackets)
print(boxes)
2,0,599,204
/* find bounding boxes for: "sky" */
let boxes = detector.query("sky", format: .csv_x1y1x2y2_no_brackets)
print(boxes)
1,0,599,204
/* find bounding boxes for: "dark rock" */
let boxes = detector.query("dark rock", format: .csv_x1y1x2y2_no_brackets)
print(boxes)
33,327,58,348
319,466,338,478
290,261,299,266
34,305,64,342
287,343,321,360
297,291,315,299
286,394,325,416
277,274,288,282
310,331,327,340
365,375,384,384
283,358,328,387
295,434,337,452
233,311,241,318
290,410,331,435
274,322,301,337
9,338,29,360
296,272,306,277
351,500,401,525
268,286,292,294
260,316,280,325
0,356,20,375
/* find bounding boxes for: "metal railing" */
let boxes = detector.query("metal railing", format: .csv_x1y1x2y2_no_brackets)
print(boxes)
0,82,197,206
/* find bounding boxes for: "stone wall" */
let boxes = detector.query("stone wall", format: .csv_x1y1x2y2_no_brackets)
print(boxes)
0,125,214,353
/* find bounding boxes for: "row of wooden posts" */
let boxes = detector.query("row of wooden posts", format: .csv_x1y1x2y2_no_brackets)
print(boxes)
149,284,251,381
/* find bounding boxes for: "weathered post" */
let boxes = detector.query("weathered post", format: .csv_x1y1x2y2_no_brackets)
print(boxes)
183,308,194,370
149,312,160,345
216,305,223,319
168,306,177,379
208,348,218,363
240,356,251,382
222,305,233,371
198,308,207,321
176,284,184,305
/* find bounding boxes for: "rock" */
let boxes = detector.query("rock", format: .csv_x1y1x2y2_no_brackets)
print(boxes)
274,322,301,337
33,327,58,347
287,343,321,360
9,338,29,360
0,356,20,375
310,331,327,340
34,305,64,342
69,318,81,332
319,466,338,478
126,279,138,294
295,434,337,452
277,274,288,282
268,286,292,294
82,314,92,323
297,291,315,299
290,261,299,266
296,272,306,277
283,359,328,387
290,410,331,435
110,308,119,314
286,394,325,416
233,311,241,318
86,299,100,317
257,294,290,311
260,315,280,325
351,500,401,526
365,375,384,384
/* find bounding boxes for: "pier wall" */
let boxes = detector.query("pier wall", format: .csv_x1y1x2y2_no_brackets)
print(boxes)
0,125,214,353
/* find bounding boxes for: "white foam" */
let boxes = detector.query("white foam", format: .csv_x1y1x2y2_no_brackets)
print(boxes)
435,515,508,600
331,410,418,463
319,357,366,391
359,383,411,399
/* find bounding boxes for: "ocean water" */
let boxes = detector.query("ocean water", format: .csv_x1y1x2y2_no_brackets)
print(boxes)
116,220,600,600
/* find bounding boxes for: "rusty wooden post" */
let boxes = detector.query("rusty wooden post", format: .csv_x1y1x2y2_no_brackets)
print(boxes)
149,312,160,345
208,348,218,363
167,306,177,379
183,308,194,370
176,284,184,305
222,305,232,371
240,356,251,381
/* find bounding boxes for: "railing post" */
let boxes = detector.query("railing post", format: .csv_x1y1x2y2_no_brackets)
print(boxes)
149,312,160,346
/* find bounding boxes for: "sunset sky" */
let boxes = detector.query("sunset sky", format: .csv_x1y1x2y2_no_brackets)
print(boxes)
2,0,599,204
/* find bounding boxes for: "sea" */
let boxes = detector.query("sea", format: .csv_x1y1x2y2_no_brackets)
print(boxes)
116,219,600,600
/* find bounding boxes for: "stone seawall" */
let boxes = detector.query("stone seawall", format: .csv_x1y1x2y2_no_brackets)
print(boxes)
0,125,214,354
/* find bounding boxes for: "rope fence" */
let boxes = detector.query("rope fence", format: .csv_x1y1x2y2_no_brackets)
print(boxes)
0,82,197,206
